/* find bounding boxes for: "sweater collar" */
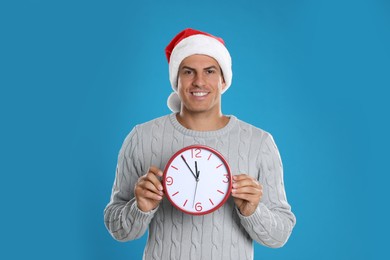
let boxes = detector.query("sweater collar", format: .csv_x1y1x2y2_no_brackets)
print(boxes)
169,113,237,138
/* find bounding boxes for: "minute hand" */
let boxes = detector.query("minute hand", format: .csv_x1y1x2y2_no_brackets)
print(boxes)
181,155,197,180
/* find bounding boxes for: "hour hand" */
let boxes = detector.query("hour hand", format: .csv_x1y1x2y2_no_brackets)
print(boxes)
195,161,200,179
181,155,197,179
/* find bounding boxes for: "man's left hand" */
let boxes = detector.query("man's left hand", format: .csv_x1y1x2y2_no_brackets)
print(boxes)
231,174,263,216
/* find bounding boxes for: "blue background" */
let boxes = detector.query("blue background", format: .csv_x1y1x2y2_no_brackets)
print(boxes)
1,0,389,259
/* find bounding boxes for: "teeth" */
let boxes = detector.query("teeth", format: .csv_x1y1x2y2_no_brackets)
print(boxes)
192,92,208,97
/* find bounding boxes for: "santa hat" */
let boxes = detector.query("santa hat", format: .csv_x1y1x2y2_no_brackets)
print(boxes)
165,28,232,112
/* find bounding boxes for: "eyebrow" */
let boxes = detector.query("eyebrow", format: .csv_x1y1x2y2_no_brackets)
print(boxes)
180,65,218,71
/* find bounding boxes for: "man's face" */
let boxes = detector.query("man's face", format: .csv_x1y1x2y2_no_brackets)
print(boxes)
177,54,226,115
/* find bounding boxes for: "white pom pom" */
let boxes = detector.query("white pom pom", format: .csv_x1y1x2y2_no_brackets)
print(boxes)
167,92,181,112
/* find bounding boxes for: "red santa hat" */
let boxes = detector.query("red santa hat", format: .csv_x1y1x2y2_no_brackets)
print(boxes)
165,28,232,112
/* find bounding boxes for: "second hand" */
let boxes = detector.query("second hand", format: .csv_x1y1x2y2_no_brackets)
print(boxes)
193,161,200,208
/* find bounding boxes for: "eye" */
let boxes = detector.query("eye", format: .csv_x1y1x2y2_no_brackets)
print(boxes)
206,69,216,74
182,69,193,75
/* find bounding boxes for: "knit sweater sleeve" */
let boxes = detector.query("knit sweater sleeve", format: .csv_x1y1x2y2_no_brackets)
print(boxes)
104,126,158,241
237,133,296,248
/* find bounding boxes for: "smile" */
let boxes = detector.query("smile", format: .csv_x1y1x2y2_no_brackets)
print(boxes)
191,92,208,97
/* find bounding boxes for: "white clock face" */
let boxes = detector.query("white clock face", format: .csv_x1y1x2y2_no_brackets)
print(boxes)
163,145,232,215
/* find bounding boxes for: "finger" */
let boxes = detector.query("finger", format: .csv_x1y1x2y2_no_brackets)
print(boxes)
138,187,164,201
144,172,164,191
233,177,262,189
148,166,163,177
232,174,258,185
232,186,262,196
232,174,252,181
231,182,263,201
139,179,163,194
231,191,262,203
232,193,260,204
135,180,164,199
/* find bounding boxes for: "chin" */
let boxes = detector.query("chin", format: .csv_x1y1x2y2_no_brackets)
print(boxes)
185,105,219,114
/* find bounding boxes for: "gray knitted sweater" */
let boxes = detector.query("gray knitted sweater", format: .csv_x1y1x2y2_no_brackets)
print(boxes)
104,114,296,260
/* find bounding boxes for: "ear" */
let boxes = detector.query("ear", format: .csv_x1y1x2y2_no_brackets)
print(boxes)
220,77,227,91
219,68,227,91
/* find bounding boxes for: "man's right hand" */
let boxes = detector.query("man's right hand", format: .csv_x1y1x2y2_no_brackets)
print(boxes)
134,166,164,212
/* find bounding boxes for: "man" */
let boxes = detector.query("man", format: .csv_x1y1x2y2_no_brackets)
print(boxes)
104,28,296,259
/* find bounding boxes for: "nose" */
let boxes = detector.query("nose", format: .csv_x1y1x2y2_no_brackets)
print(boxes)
192,73,206,87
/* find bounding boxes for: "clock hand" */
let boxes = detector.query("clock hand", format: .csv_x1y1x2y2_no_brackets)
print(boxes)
195,161,199,180
192,179,199,208
193,161,200,208
181,155,197,180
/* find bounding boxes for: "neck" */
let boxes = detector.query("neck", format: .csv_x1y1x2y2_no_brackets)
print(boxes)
176,110,229,131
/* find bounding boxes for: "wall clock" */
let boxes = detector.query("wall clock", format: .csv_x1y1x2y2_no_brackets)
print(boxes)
163,145,232,215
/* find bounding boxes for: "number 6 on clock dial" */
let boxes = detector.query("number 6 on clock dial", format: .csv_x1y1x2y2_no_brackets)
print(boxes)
163,145,232,215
